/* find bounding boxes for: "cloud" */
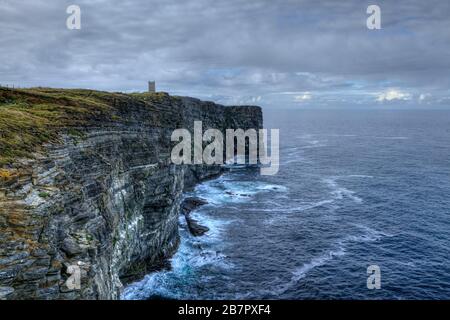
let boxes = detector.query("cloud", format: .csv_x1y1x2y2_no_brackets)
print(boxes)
419,93,431,102
376,89,411,102
0,0,449,108
294,92,312,102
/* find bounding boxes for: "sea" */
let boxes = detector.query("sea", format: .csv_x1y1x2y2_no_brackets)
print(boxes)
122,109,450,300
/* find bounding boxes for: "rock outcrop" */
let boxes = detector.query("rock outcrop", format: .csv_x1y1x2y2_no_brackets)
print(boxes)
0,88,262,300
181,197,209,237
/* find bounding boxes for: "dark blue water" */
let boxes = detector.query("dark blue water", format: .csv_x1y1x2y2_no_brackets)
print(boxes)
123,109,450,300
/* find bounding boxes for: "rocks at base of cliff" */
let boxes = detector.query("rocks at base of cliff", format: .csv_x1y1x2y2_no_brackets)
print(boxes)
181,197,208,212
0,89,263,300
186,219,209,237
181,197,209,237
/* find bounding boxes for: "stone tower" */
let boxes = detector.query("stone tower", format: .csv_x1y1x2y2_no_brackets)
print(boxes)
148,81,156,93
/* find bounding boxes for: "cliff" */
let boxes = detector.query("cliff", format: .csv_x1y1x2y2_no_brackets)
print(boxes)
0,88,262,300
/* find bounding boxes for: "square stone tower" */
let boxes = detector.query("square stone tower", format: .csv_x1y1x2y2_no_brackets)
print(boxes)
148,81,156,93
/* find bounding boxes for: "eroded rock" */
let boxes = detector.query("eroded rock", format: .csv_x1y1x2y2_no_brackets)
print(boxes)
0,90,263,299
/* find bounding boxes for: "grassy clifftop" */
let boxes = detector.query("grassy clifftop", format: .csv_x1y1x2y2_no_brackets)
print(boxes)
0,87,171,167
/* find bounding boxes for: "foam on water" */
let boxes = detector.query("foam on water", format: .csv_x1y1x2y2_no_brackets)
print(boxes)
124,108,450,300
373,136,409,140
268,225,391,296
122,211,233,300
283,147,311,165
253,175,370,218
122,173,288,300
325,175,374,204
191,174,288,205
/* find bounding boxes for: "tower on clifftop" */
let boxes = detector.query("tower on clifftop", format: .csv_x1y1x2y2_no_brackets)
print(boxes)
148,81,156,93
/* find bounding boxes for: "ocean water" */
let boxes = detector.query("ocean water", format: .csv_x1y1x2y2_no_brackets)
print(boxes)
122,109,450,300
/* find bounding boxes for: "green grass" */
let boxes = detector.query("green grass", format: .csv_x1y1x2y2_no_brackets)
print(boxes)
38,191,50,198
0,87,122,166
0,87,182,167
129,91,179,103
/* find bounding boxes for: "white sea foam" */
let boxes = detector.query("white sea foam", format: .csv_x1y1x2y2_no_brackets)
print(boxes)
123,173,287,300
346,175,374,178
258,199,336,215
294,134,329,149
191,175,287,205
282,147,312,165
373,136,409,140
123,174,291,299
325,134,357,137
291,247,346,281
349,223,394,239
300,140,328,149
122,210,233,300
259,175,369,217
269,224,389,296
323,175,374,204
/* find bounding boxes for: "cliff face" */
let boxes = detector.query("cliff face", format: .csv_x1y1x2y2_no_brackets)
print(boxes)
0,89,262,300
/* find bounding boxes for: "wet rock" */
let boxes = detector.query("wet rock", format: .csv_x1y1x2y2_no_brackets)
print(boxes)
181,197,210,237
185,216,210,237
181,197,208,214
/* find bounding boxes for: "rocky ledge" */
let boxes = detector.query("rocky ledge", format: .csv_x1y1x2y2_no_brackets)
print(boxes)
181,197,209,237
0,88,262,300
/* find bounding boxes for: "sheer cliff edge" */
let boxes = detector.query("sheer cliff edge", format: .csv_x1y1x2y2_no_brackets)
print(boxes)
0,88,263,299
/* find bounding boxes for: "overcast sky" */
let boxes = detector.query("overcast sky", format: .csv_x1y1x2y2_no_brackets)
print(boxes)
1,0,449,108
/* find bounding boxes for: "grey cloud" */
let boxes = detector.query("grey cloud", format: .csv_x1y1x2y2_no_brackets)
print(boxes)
0,0,449,108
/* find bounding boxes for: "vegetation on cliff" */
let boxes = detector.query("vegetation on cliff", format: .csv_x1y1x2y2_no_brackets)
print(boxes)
0,87,263,300
0,87,174,167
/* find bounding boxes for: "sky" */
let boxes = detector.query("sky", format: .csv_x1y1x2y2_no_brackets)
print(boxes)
1,0,449,109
